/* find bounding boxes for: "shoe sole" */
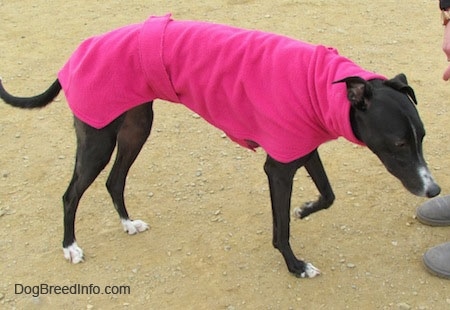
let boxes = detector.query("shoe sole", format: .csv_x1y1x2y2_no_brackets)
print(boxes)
416,215,450,227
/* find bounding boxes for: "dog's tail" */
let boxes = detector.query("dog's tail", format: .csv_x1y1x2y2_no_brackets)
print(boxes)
0,78,61,109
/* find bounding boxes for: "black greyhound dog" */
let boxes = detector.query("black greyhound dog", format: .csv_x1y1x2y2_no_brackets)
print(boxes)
0,16,440,278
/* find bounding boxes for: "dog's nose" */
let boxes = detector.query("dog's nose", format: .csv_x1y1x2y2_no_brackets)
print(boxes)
426,183,441,198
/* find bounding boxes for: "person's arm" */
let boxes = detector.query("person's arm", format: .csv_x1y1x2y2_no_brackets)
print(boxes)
440,1,450,80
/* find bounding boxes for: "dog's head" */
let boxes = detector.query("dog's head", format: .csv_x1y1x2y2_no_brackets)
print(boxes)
334,74,440,198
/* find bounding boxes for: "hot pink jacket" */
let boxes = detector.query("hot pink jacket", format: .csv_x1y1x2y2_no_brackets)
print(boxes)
58,14,385,163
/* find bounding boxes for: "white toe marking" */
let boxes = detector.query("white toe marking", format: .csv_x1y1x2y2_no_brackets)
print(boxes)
302,263,321,278
121,219,149,235
63,242,84,264
293,207,303,219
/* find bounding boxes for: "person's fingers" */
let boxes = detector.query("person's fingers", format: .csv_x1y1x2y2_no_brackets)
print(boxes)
443,64,450,81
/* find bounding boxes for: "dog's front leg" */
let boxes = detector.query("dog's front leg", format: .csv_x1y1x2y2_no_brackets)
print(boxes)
293,150,335,219
264,155,320,278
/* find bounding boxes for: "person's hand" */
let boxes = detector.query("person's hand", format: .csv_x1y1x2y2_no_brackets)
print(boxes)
442,24,450,80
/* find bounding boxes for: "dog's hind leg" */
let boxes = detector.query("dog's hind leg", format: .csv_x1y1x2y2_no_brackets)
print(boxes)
62,116,124,263
105,102,153,235
293,150,335,219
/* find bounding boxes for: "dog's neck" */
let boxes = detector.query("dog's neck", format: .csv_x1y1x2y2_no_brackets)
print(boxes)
349,107,362,142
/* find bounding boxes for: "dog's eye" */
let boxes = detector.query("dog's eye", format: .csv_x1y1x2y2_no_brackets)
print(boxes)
394,140,407,148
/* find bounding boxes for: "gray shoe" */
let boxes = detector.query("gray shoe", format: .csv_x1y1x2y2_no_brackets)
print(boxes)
423,242,450,279
416,195,450,226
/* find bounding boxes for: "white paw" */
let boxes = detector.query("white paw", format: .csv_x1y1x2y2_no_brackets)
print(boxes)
63,242,84,264
121,219,149,235
293,202,314,219
293,207,303,219
301,263,321,278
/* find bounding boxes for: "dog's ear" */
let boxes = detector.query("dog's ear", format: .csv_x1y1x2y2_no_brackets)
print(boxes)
384,73,418,105
333,76,372,111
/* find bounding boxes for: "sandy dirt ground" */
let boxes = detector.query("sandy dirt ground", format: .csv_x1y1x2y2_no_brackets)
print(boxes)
1,0,450,309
